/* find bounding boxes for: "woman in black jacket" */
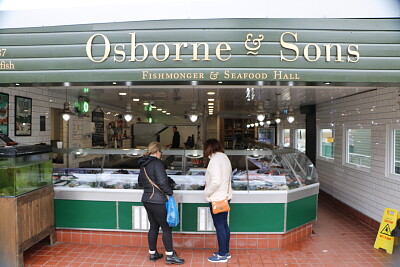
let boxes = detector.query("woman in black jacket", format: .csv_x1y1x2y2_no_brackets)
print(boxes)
138,141,184,265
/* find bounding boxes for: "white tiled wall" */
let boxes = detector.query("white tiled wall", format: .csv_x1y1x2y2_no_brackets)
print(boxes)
316,87,400,222
0,87,126,147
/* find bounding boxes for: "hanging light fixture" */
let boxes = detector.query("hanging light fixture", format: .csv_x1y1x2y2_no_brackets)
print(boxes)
189,114,198,122
286,88,295,123
188,86,200,122
256,87,265,122
62,87,74,121
274,91,281,124
287,115,295,123
124,88,133,122
124,104,133,122
188,103,199,122
275,110,281,124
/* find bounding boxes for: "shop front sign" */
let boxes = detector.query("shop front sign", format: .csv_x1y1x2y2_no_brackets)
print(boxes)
86,32,360,64
0,18,399,84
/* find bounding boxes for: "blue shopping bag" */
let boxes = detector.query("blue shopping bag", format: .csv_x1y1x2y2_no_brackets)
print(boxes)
166,195,179,227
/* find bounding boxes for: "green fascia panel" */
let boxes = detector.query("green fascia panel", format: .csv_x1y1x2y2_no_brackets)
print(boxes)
229,203,285,232
181,203,209,232
3,69,399,84
117,202,142,230
3,43,399,59
182,203,285,232
55,199,117,229
1,29,399,46
1,18,399,34
5,56,400,71
286,194,318,231
1,18,400,84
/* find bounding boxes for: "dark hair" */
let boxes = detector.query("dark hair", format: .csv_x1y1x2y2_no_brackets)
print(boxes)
173,126,177,130
203,139,224,159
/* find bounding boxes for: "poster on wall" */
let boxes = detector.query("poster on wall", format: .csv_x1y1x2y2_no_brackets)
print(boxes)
15,96,32,136
92,107,105,146
0,93,9,135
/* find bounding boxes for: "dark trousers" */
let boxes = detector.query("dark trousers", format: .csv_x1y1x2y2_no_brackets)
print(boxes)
143,202,173,252
209,201,230,256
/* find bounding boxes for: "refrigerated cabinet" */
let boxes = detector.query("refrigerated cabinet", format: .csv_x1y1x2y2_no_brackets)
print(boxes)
53,147,318,234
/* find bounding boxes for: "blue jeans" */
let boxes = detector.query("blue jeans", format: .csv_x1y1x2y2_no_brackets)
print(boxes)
209,201,230,256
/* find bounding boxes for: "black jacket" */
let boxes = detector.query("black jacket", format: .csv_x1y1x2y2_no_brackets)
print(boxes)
138,156,173,204
172,132,180,148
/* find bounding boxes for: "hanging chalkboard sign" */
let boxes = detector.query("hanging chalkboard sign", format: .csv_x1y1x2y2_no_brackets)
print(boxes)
92,107,105,146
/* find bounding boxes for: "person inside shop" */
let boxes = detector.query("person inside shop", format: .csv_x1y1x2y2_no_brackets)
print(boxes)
166,126,180,148
138,141,185,265
203,139,233,263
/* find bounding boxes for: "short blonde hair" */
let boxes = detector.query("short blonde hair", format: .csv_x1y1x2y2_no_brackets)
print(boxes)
143,141,162,156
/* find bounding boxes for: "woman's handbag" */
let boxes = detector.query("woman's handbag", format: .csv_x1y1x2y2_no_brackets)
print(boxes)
211,178,231,214
144,168,180,227
212,197,230,214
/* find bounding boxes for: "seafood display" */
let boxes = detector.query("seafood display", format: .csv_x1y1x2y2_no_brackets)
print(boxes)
53,148,318,191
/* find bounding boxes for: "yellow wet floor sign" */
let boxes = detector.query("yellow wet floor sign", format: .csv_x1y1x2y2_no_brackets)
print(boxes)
374,208,398,254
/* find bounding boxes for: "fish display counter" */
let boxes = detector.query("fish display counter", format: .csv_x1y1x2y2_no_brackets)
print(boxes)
52,148,319,235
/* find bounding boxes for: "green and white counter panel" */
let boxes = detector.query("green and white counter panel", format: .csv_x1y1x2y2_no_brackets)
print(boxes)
54,183,318,233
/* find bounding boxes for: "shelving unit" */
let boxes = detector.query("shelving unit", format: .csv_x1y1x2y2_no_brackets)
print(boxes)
220,118,255,149
107,117,131,148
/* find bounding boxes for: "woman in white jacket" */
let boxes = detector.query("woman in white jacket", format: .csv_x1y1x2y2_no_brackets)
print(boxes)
203,139,232,263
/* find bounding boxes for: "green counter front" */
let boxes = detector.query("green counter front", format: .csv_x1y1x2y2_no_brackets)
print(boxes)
54,183,318,234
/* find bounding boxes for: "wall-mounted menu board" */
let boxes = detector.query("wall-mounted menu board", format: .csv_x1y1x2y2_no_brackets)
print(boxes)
92,108,104,146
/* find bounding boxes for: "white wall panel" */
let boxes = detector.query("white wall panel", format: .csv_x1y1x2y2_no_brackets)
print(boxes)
316,87,400,222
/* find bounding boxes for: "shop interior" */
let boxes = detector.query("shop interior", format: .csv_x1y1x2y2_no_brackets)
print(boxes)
44,84,373,192
49,84,373,149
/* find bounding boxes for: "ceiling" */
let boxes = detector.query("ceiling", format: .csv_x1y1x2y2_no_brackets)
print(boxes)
49,85,375,119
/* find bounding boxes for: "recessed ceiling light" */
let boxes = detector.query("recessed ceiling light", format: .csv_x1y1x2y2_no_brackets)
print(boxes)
166,113,171,115
151,105,157,108
208,98,215,101
157,108,162,111
15,83,20,86
143,102,149,105
218,81,223,84
208,103,214,106
132,98,140,101
325,82,331,85
113,82,117,85
207,92,215,95
162,110,167,113
119,92,127,96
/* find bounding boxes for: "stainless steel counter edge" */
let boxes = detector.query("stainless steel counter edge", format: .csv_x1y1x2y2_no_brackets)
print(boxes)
54,183,319,203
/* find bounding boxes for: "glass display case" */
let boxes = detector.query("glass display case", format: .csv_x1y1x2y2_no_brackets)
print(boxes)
53,147,319,235
0,144,53,196
52,148,318,191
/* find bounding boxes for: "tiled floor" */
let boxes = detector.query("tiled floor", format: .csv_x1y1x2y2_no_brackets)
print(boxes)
24,195,400,267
